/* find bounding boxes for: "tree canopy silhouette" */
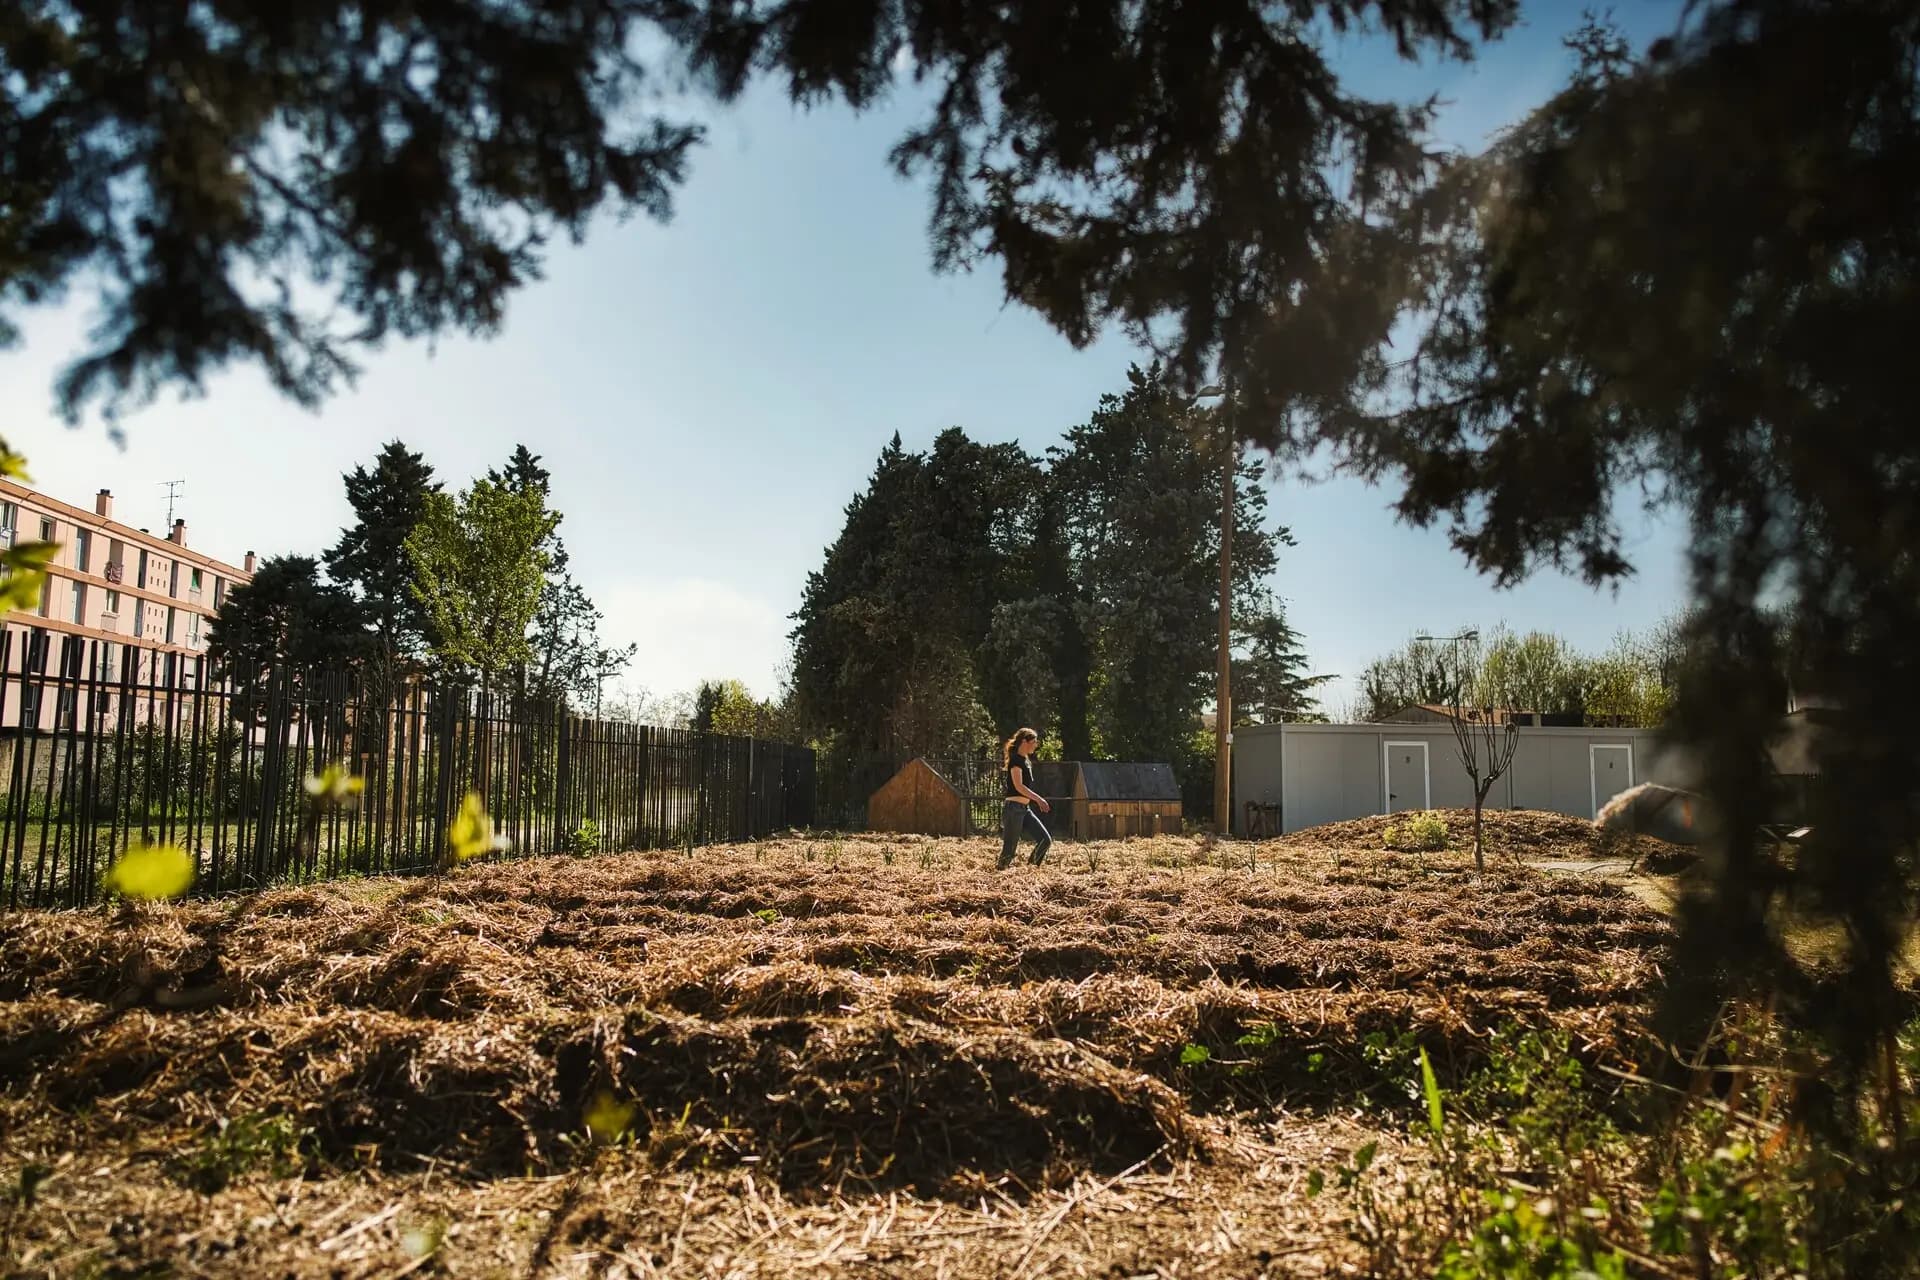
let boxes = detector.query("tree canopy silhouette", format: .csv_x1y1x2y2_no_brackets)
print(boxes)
1,0,1513,423
1346,2,1920,1124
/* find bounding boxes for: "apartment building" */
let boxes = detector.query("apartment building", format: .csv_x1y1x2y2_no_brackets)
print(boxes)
0,479,255,732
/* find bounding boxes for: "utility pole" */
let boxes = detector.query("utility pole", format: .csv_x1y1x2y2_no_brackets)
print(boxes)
1193,385,1233,835
160,479,185,526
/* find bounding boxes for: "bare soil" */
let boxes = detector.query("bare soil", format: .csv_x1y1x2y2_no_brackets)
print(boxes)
1,828,1670,1279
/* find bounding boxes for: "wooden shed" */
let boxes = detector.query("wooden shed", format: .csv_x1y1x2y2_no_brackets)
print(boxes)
866,757,970,836
1066,762,1183,839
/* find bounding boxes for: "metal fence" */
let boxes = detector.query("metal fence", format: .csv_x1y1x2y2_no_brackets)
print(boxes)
0,634,815,910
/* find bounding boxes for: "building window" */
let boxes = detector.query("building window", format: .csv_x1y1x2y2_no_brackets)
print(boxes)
105,589,120,616
136,549,148,587
0,502,14,535
38,516,54,543
73,529,90,572
55,637,81,728
20,628,48,725
37,577,51,617
213,576,225,607
71,583,85,624
165,607,177,645
187,613,202,648
169,561,180,597
191,567,202,592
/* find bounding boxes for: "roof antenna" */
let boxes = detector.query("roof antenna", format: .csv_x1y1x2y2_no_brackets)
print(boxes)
160,479,185,527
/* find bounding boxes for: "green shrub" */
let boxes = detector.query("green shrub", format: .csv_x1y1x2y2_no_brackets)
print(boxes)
1383,811,1449,852
568,818,602,857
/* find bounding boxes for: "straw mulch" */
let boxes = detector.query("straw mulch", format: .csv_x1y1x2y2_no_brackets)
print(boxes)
1277,806,1690,866
1,833,1670,1278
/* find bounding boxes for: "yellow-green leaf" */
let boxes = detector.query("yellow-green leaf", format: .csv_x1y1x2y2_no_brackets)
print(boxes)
1420,1047,1444,1135
0,541,58,611
304,762,366,806
0,443,30,481
583,1090,636,1143
447,792,507,863
105,843,195,901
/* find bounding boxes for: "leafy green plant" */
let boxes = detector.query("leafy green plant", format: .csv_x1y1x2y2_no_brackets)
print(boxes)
569,818,602,857
1311,1015,1920,1280
1361,1029,1425,1103
1646,1138,1807,1278
1436,1194,1627,1280
1383,812,1449,852
1237,1022,1282,1052
175,1113,307,1193
753,907,781,925
1179,1042,1212,1068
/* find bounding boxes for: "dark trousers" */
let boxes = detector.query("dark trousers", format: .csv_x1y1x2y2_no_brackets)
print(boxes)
998,801,1052,868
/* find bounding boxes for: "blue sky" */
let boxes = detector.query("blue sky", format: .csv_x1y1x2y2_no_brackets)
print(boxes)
3,1,1688,716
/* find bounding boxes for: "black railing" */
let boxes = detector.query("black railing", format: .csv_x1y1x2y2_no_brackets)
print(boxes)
0,633,815,910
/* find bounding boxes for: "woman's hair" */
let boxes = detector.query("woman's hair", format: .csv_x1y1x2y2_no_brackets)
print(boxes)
1001,727,1039,770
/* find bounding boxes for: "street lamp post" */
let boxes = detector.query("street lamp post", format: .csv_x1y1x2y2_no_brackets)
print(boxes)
1415,630,1481,702
1193,385,1233,835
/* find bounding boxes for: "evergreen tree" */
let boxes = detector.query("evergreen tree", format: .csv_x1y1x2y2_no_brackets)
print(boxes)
793,370,1323,790
207,555,368,716
324,441,439,667
527,570,635,709
1049,365,1285,765
1028,486,1095,760
488,445,552,498
1232,598,1332,725
789,431,1027,762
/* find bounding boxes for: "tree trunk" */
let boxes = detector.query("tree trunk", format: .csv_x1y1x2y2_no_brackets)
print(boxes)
1472,780,1493,874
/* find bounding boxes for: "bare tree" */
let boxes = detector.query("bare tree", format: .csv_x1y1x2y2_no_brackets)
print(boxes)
1433,633,1521,873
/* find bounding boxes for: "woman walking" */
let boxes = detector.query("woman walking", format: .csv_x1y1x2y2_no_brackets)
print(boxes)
998,727,1053,869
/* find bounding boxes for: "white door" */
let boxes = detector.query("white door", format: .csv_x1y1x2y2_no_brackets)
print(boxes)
1384,741,1431,814
1590,744,1635,817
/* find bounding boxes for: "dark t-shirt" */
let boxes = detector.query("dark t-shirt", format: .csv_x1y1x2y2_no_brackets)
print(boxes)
1005,754,1035,800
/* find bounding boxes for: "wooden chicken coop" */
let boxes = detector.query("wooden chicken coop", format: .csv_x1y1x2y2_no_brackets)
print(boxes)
865,758,970,836
1061,762,1183,840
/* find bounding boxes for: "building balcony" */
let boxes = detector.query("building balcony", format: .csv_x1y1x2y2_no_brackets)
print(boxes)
99,612,119,635
103,561,124,584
